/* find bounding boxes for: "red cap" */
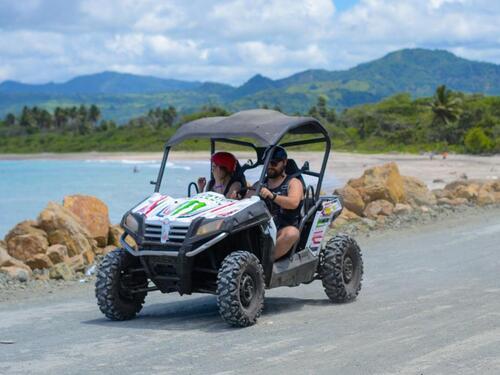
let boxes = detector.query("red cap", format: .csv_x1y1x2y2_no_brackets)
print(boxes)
211,152,237,173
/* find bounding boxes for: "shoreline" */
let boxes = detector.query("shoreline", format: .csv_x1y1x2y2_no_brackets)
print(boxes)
1,151,499,191
0,150,499,161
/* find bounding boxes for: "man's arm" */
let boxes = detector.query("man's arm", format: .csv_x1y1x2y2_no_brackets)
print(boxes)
260,178,303,209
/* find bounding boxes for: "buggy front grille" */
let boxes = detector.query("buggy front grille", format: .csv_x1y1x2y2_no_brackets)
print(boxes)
144,222,190,245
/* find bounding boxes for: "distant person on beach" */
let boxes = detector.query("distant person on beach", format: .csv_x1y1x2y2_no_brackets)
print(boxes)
197,152,245,199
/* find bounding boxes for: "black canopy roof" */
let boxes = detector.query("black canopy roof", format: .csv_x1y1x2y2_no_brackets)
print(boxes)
166,109,327,147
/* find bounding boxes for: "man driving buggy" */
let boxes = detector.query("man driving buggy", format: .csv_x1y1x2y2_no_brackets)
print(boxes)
252,146,304,261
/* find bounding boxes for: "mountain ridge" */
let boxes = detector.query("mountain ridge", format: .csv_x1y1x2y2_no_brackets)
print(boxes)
1,48,500,122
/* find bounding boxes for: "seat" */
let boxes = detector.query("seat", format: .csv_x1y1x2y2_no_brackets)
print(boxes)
284,159,306,191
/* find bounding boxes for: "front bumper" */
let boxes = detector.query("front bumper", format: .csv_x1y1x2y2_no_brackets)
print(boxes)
119,232,227,295
120,232,228,258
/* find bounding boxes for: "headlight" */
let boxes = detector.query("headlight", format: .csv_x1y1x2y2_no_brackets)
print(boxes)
196,219,224,236
124,214,139,232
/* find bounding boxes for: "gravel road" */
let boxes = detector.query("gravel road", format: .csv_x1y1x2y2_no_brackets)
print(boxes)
1,208,499,375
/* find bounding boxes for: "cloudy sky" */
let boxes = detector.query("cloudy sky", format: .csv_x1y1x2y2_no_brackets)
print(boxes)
0,0,499,85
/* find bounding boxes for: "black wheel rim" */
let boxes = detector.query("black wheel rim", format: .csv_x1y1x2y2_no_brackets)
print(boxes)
343,256,354,283
239,273,255,308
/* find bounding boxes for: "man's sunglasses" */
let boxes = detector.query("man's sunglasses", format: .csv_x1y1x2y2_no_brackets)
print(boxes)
269,159,284,167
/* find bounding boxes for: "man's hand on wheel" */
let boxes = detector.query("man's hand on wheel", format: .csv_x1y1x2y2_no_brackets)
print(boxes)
259,187,274,200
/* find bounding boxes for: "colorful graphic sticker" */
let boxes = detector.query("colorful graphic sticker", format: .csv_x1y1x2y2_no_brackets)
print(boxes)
305,198,341,255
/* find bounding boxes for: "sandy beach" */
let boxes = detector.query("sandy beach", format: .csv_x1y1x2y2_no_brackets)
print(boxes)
1,151,499,191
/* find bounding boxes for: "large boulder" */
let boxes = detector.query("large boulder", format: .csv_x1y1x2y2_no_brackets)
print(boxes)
347,162,406,205
63,195,110,247
330,208,361,228
25,254,54,270
393,203,413,215
37,202,95,257
431,189,448,200
403,176,437,207
0,266,31,282
1,242,31,272
67,254,86,272
477,181,500,205
437,197,468,206
334,185,365,216
0,249,31,272
46,244,69,264
108,224,137,249
49,263,74,281
363,199,394,219
108,224,123,247
443,179,485,192
0,242,11,266
5,221,49,262
453,184,480,201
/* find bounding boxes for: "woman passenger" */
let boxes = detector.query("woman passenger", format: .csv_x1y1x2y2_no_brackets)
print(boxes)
197,152,243,199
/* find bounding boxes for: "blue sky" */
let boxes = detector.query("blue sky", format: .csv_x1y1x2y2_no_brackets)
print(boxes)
0,0,499,85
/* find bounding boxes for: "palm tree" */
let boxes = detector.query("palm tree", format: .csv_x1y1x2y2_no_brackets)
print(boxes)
54,107,67,130
88,104,101,124
430,85,462,142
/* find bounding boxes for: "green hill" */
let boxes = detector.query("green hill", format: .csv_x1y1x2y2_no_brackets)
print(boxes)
1,48,500,122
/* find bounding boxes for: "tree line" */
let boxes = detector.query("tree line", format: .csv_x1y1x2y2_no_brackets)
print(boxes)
1,104,177,136
0,85,499,154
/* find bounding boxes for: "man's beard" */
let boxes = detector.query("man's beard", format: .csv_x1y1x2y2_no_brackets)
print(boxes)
267,165,284,178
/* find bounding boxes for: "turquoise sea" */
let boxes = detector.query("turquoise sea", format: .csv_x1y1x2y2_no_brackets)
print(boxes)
0,159,339,238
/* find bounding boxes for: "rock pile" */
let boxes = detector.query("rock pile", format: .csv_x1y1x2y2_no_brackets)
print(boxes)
0,195,125,282
332,162,500,229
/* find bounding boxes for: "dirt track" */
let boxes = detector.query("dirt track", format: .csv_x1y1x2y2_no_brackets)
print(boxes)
1,207,499,374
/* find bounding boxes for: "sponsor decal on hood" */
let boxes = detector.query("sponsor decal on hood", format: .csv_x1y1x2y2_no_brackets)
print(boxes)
131,192,258,222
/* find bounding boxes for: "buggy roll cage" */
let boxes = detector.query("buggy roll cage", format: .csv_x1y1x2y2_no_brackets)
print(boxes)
152,109,331,202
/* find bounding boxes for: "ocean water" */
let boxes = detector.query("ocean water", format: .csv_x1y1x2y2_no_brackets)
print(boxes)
0,159,339,238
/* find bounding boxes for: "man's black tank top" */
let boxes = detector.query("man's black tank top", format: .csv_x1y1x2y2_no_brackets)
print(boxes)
267,174,302,229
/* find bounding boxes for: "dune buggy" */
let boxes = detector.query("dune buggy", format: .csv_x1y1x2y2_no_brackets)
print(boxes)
95,109,363,327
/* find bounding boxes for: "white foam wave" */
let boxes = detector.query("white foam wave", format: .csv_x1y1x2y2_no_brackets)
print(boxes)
83,159,194,171
85,159,161,164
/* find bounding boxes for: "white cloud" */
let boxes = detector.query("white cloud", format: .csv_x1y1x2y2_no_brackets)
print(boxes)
0,0,499,85
428,0,465,10
106,34,145,58
209,0,335,42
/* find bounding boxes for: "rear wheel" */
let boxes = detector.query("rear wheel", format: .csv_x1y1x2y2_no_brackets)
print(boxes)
95,249,148,320
216,251,265,327
320,234,363,302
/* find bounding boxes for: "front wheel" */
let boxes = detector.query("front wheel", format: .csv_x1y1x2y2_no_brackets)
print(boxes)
216,251,265,327
95,249,148,320
320,234,363,303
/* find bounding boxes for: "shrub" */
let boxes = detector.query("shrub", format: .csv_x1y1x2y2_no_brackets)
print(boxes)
464,127,494,154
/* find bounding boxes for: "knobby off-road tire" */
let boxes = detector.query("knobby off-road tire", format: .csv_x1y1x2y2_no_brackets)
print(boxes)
320,234,363,303
216,251,265,327
95,249,147,321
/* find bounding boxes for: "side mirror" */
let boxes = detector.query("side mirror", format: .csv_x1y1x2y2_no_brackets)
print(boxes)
301,161,310,171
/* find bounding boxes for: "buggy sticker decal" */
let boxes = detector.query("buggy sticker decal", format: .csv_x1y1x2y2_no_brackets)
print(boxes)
174,200,208,217
305,199,338,255
161,219,171,243
136,194,168,215
132,193,260,234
